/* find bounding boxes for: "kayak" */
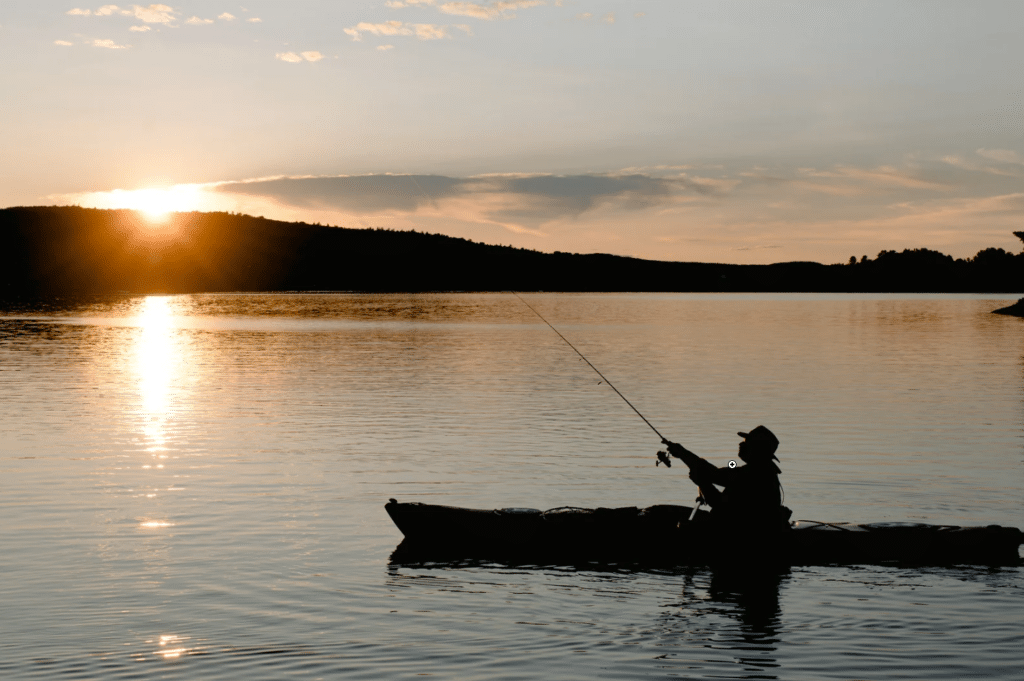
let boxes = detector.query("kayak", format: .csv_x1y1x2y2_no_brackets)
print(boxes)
385,499,1024,567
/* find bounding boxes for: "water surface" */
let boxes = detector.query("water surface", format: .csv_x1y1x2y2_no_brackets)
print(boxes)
1,293,1022,679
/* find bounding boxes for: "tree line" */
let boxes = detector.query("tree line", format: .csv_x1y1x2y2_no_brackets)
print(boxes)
1,206,1021,296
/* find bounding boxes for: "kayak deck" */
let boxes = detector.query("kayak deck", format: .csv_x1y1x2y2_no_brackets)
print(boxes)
385,499,1024,567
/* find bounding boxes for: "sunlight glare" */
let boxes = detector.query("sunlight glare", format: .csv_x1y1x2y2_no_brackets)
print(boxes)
100,186,201,222
134,297,175,449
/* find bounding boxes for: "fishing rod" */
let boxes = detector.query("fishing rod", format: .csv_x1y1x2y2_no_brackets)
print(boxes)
512,291,670,448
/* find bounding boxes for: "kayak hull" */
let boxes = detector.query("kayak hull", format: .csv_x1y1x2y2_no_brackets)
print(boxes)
385,499,1024,567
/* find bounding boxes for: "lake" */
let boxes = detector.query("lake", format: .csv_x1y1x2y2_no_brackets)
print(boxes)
1,292,1022,680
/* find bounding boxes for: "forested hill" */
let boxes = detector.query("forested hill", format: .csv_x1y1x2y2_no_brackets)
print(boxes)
1,206,1022,295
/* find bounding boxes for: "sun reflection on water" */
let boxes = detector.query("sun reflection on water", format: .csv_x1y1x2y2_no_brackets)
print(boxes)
149,634,194,659
135,296,176,452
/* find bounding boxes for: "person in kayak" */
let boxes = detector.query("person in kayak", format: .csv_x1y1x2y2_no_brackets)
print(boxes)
662,426,791,529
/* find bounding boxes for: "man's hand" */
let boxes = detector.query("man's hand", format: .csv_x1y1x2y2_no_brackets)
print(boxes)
663,440,687,459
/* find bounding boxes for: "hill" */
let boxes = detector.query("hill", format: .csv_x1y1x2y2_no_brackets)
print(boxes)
1,206,1021,295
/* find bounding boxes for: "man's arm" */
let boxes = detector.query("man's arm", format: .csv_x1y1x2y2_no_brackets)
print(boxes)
664,441,719,482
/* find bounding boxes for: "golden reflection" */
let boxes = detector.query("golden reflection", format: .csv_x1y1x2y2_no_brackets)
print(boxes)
134,296,177,454
149,634,193,659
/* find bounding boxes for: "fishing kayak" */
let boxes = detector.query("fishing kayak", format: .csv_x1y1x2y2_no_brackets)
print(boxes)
385,499,1024,566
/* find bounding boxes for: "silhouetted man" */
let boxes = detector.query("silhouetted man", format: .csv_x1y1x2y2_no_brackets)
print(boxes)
662,426,790,530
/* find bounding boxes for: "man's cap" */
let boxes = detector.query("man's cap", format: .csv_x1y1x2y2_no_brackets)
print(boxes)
737,425,780,460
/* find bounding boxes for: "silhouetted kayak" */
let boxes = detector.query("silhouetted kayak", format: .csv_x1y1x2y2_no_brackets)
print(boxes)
385,499,1024,566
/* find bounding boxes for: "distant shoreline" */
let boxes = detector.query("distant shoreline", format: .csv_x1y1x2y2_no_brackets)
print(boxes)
2,206,1023,297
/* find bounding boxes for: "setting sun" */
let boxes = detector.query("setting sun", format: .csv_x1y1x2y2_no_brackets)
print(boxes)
130,189,180,221
70,185,206,222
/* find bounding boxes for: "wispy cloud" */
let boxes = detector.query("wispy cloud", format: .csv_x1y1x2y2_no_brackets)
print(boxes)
575,11,615,24
126,4,176,24
346,0,543,47
276,51,324,63
435,1,545,20
54,39,75,46
247,17,262,23
185,16,214,25
129,25,150,31
207,173,707,233
218,12,235,21
205,161,1016,235
66,4,177,24
344,20,449,41
796,165,951,192
92,38,130,49
977,148,1024,165
414,23,447,39
386,0,544,17
344,21,411,40
377,44,395,50
940,153,1022,178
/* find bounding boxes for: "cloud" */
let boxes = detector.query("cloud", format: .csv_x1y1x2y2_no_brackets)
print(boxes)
377,44,395,50
208,173,704,233
54,40,75,46
276,51,323,63
797,165,951,192
185,16,214,25
343,20,449,41
218,12,235,21
66,4,176,24
414,23,448,39
940,154,1021,178
126,4,176,24
347,0,542,45
435,1,545,20
129,25,150,31
92,38,130,49
384,0,546,19
575,11,614,23
214,175,465,212
247,17,262,23
344,20,412,40
977,148,1023,165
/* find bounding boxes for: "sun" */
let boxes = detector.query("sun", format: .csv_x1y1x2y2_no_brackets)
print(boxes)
88,186,201,222
127,188,184,222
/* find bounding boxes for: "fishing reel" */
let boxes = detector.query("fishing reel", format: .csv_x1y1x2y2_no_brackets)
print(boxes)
656,450,672,467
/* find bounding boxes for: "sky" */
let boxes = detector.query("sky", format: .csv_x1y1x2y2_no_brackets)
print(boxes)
1,1,1022,264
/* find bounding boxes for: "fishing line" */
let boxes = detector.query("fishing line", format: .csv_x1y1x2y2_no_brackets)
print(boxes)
511,291,666,442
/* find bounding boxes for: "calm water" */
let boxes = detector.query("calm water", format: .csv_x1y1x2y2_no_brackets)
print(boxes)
1,293,1022,680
